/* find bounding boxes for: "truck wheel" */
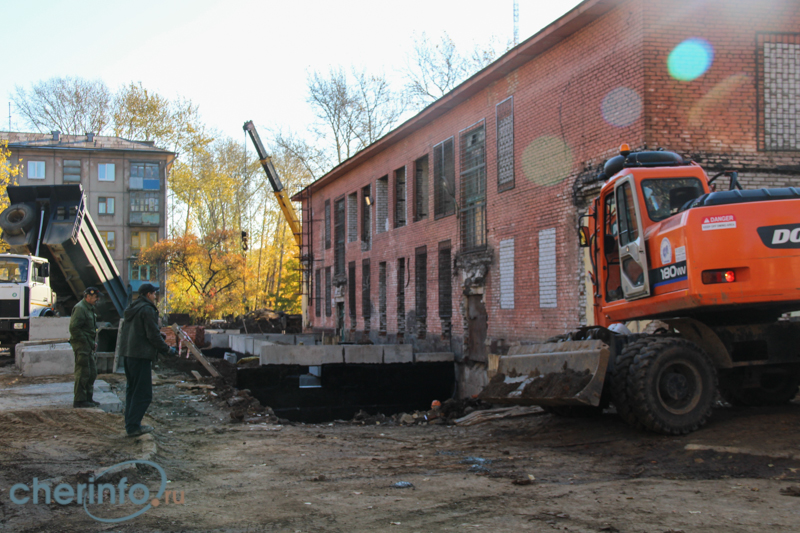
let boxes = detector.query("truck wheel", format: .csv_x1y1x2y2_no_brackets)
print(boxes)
628,338,717,435
609,336,657,429
543,405,604,418
0,203,35,236
720,369,799,407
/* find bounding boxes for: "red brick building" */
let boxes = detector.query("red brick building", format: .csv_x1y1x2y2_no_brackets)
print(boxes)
294,0,799,394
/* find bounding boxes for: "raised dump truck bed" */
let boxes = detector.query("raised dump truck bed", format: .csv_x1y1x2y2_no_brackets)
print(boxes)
1,185,127,321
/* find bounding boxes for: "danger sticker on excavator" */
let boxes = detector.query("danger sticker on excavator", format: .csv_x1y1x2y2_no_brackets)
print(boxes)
701,214,736,231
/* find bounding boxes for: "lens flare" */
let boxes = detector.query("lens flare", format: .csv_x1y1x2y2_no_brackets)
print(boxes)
522,136,573,187
668,38,714,81
601,87,643,127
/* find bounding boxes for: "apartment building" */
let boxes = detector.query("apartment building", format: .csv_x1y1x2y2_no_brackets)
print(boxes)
0,131,174,294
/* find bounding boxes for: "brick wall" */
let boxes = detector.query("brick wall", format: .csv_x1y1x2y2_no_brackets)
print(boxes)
302,0,799,349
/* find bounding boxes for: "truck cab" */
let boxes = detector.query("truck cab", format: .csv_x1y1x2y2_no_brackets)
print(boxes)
0,254,55,346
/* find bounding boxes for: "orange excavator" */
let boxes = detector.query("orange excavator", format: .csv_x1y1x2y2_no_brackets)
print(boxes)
480,145,800,434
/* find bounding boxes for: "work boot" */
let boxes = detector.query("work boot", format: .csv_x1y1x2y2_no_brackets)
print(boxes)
73,401,96,408
88,396,101,407
127,425,154,437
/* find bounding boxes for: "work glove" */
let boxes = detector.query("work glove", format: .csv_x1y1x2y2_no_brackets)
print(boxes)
168,347,178,357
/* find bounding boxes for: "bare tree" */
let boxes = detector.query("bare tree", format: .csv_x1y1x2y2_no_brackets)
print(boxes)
403,32,510,109
12,77,112,134
352,69,406,147
307,67,404,167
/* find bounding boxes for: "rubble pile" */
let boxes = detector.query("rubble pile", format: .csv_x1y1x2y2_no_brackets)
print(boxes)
219,308,302,334
349,397,495,427
161,326,206,348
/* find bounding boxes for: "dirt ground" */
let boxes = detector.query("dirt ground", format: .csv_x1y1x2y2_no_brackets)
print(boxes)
1,358,799,532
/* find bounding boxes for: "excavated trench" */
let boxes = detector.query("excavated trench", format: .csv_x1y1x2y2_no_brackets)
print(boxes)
237,363,455,423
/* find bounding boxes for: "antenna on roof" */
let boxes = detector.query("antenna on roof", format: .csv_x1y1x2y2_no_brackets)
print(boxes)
513,0,519,45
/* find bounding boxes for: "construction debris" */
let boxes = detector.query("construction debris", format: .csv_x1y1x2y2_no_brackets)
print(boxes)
455,406,544,426
219,308,302,334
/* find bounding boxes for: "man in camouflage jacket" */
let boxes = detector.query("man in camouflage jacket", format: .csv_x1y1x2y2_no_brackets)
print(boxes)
69,287,100,408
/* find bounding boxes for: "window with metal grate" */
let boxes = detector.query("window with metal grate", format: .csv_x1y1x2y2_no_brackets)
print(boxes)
394,166,406,228
315,268,321,317
334,198,345,276
415,246,427,338
433,138,455,218
414,155,429,221
460,122,487,251
324,200,331,250
497,96,514,191
325,267,332,317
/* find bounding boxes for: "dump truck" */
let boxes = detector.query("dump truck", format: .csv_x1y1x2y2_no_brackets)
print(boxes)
480,145,800,434
0,184,128,347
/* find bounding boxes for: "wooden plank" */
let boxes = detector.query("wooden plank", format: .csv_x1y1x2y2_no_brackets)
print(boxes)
191,370,203,382
171,324,221,378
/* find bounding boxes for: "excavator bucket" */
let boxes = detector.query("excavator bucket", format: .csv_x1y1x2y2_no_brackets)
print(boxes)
479,340,611,407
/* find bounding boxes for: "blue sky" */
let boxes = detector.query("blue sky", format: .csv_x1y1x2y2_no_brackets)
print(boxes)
2,0,583,141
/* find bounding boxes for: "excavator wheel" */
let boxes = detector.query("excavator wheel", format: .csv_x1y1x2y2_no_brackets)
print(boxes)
543,405,604,418
627,337,717,435
609,336,659,429
720,368,800,407
0,203,36,236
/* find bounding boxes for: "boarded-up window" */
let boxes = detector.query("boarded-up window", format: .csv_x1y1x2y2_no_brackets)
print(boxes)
379,262,387,335
315,268,321,317
334,198,345,276
348,261,357,324
394,166,406,228
325,267,332,317
499,238,515,309
438,241,452,339
460,122,487,251
324,200,331,249
376,176,389,234
758,33,800,151
497,96,514,191
362,259,371,331
539,229,557,308
414,155,429,221
361,185,371,251
397,258,406,334
63,160,81,182
347,193,358,242
433,138,455,218
415,246,427,338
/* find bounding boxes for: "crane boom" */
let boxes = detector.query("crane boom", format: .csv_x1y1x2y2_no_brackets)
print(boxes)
243,120,302,248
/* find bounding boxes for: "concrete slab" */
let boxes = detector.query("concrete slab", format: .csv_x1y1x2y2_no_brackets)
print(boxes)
229,335,248,353
29,317,71,341
344,345,383,364
263,334,296,344
261,345,343,365
383,344,413,364
295,335,318,346
0,380,123,413
253,339,275,355
17,342,74,376
415,352,455,363
205,332,230,349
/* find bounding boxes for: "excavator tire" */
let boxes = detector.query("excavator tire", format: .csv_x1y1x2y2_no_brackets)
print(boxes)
627,337,717,435
543,405,604,418
0,203,35,236
609,336,659,429
720,368,800,407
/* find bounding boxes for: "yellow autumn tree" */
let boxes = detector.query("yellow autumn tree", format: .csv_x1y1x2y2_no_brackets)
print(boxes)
0,141,21,251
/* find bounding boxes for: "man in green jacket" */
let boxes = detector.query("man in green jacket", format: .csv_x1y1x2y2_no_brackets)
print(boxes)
119,283,176,437
70,287,100,408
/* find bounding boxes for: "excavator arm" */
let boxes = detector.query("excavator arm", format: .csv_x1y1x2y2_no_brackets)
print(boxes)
243,121,302,248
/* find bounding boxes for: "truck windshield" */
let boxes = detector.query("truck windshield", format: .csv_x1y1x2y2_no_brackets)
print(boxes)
641,178,704,222
0,258,29,283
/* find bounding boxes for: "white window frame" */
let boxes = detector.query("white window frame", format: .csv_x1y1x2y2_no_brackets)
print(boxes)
98,163,115,182
99,196,115,215
28,161,45,180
